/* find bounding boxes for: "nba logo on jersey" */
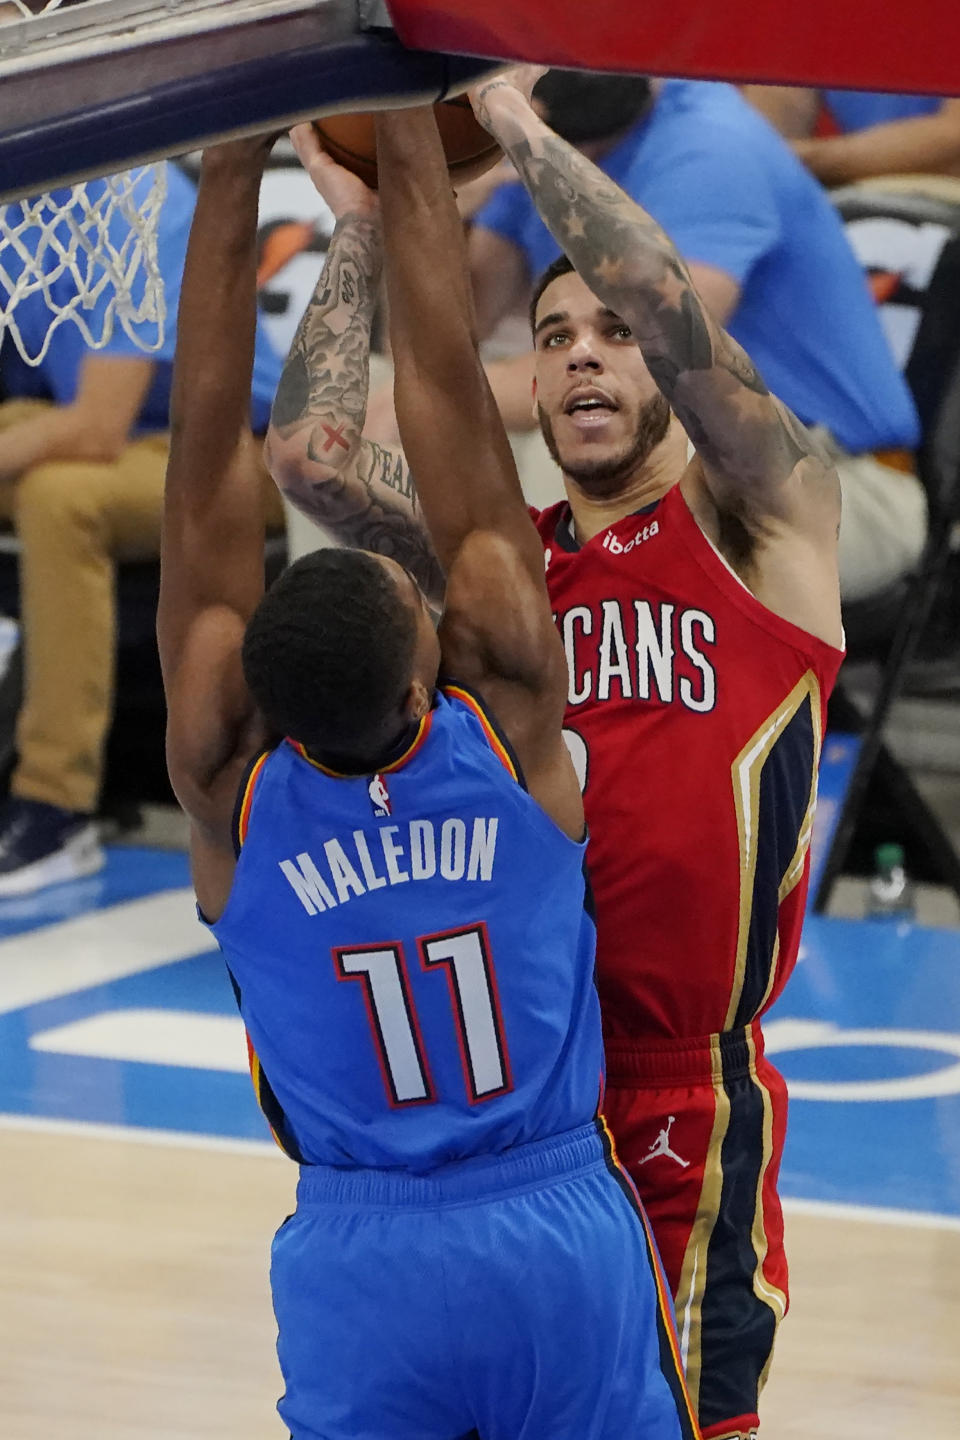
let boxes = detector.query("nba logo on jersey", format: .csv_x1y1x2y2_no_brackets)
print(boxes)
368,774,391,817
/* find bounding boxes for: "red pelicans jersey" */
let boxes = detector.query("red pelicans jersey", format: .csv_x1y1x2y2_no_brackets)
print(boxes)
535,483,843,1043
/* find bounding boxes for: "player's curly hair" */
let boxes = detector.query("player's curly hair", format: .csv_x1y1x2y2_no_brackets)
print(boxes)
242,549,417,757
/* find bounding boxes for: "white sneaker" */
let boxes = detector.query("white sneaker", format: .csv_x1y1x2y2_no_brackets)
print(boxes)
0,799,105,897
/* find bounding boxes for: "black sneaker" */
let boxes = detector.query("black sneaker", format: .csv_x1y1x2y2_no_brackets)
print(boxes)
0,797,104,897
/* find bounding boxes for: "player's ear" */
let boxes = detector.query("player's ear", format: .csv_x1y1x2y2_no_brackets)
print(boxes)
405,677,431,724
531,373,538,423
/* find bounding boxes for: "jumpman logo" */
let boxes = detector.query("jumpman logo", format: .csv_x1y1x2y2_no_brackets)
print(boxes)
638,1115,690,1168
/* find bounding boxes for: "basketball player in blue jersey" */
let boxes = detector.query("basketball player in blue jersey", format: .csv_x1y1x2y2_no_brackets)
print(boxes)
158,111,699,1440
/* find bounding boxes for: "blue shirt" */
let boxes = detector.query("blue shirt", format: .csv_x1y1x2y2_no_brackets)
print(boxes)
207,688,601,1172
0,163,281,432
822,90,942,134
475,80,919,452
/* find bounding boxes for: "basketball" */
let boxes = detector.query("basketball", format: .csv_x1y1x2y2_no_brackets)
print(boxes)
312,96,501,189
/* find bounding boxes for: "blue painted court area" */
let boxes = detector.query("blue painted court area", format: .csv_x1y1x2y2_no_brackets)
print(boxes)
0,845,191,941
0,847,274,1146
0,846,958,1220
770,912,960,1219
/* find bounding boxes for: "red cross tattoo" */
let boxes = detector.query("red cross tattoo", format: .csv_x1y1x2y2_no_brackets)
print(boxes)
321,422,350,453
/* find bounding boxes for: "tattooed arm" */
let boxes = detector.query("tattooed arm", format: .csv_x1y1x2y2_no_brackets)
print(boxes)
470,74,841,549
264,126,443,604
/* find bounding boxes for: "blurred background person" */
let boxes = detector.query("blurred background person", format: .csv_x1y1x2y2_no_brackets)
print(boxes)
364,71,927,608
742,85,960,192
0,164,283,895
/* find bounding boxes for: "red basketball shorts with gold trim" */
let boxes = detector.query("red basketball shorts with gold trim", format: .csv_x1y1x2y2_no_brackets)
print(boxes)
603,1020,787,1440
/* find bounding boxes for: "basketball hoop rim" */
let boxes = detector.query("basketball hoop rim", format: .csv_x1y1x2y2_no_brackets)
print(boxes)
0,0,499,202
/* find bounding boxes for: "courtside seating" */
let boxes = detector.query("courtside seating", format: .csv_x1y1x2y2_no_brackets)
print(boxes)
815,188,960,907
0,533,287,816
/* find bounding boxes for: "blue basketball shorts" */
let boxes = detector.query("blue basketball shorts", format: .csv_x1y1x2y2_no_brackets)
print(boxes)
270,1121,700,1440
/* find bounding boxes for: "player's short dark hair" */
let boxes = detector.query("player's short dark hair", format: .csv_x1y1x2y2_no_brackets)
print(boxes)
529,254,577,335
533,70,653,147
241,549,417,756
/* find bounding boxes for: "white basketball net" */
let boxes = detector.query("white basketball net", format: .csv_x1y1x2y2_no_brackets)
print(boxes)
1,3,167,366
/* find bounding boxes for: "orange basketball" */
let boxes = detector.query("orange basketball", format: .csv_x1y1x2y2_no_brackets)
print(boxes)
312,96,500,190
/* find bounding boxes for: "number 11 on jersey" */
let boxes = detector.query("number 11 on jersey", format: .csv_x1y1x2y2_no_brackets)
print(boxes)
334,923,512,1108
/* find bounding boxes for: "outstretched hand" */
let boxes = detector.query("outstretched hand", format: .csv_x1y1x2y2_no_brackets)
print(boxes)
290,123,379,220
468,65,548,132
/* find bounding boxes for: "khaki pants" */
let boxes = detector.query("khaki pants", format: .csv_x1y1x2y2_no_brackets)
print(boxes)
814,432,928,603
0,400,284,814
850,174,960,205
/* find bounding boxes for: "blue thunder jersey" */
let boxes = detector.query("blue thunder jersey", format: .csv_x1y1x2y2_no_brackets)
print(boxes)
206,686,601,1172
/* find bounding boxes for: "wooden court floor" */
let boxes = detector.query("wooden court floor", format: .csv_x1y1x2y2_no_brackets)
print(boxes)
2,1122,957,1438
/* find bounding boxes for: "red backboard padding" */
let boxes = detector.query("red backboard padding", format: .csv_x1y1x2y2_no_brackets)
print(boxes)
386,0,960,94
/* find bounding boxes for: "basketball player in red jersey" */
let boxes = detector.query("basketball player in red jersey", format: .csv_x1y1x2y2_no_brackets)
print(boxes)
266,70,844,1440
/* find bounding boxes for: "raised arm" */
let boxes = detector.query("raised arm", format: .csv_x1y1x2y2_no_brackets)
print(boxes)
158,139,275,889
374,107,580,838
470,72,840,546
264,126,442,604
